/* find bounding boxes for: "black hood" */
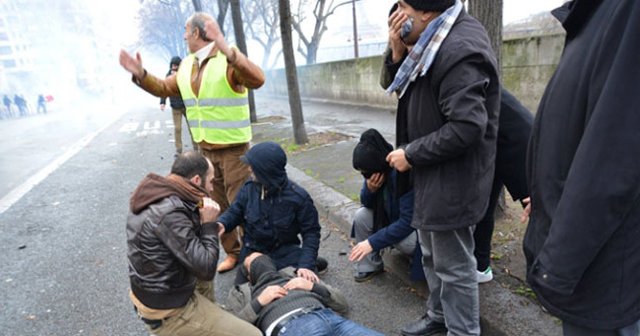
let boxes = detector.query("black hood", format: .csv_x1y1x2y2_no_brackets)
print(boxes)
242,142,288,192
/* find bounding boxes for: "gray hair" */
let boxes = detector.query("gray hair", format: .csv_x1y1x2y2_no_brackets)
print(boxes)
187,12,215,40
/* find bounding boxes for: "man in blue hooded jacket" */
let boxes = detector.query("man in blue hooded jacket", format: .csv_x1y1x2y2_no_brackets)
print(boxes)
217,141,325,284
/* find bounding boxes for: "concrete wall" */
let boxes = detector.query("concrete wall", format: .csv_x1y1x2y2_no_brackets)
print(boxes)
263,33,565,114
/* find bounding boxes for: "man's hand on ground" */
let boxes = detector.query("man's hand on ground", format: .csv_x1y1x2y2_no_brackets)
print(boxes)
349,240,374,262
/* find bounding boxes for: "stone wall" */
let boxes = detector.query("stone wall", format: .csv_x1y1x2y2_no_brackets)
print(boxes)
262,33,565,114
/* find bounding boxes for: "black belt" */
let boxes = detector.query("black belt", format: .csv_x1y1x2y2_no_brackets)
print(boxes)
141,316,163,330
133,306,166,330
271,306,322,336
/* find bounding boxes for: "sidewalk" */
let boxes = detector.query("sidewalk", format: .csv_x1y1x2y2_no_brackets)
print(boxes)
252,96,562,335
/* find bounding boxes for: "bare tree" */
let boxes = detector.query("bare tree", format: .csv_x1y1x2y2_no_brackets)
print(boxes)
229,0,257,122
242,0,282,69
137,0,191,59
192,0,202,11
216,0,230,35
467,0,503,72
279,0,308,144
467,0,505,215
138,0,222,59
291,0,352,65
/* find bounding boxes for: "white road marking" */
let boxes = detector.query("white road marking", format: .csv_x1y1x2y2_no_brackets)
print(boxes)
119,122,139,133
0,130,101,215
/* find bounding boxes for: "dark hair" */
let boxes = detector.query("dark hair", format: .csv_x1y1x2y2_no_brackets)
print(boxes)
171,151,209,181
170,56,181,67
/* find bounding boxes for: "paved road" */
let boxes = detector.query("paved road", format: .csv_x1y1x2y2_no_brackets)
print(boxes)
0,102,425,335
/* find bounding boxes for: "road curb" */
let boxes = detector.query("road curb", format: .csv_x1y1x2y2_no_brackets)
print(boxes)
287,163,561,336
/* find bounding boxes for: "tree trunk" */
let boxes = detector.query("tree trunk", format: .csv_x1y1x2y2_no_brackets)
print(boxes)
230,0,257,122
217,0,230,35
467,0,503,73
278,0,308,144
192,0,202,11
468,0,505,217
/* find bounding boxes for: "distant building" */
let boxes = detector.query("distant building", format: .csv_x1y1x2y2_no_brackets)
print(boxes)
0,1,35,76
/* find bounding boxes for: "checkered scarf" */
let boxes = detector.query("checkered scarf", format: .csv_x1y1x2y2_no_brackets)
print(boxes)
386,0,463,98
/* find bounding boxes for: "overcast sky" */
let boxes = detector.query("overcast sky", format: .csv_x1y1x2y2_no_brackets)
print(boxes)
109,0,567,70
320,0,566,47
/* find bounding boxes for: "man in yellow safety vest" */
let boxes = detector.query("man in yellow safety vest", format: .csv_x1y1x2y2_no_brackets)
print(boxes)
119,12,265,278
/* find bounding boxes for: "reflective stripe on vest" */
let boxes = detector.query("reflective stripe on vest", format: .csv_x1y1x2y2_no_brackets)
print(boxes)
176,52,251,145
188,119,251,129
182,97,248,107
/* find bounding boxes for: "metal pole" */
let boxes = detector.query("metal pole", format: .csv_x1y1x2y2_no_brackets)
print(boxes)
352,0,359,59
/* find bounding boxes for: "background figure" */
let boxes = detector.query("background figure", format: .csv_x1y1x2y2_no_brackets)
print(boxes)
37,94,47,114
14,94,27,117
523,1,640,335
160,56,198,156
119,12,265,274
349,129,421,283
3,95,12,118
473,88,533,283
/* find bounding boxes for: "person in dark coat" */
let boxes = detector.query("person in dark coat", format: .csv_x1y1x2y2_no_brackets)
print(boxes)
379,3,530,284
14,94,27,117
2,95,11,117
384,1,500,335
217,141,326,285
474,89,533,283
160,56,197,155
348,129,422,283
37,94,47,114
523,1,640,335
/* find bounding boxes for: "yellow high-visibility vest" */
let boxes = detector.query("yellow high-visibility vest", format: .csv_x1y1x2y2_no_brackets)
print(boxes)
176,52,251,145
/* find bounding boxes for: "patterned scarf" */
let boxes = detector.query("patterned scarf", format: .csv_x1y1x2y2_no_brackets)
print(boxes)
386,0,463,98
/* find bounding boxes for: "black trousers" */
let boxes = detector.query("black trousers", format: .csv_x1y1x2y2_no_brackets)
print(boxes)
473,177,503,272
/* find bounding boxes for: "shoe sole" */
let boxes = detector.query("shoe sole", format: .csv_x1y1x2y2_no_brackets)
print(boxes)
354,269,383,283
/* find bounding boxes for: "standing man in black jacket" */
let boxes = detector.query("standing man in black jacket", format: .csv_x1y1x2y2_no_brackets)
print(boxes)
160,56,198,155
126,151,260,336
523,1,640,335
385,1,499,335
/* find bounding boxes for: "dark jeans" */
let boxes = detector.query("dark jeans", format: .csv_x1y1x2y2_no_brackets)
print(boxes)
473,177,503,272
278,308,383,336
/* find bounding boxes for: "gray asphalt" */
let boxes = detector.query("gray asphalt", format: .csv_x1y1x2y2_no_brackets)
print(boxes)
0,103,425,335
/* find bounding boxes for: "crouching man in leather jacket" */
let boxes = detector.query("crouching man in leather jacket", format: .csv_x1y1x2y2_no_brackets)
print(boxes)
126,151,261,336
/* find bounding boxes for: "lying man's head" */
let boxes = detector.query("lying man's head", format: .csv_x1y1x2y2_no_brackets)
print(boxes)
245,252,278,285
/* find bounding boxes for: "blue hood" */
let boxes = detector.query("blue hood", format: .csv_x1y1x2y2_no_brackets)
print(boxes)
243,142,288,192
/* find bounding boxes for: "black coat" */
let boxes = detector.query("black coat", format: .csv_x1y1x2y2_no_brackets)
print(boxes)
496,89,532,201
402,10,500,231
524,0,640,329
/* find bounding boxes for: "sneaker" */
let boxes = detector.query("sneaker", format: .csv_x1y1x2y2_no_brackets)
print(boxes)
354,268,384,282
316,257,329,275
477,266,493,283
